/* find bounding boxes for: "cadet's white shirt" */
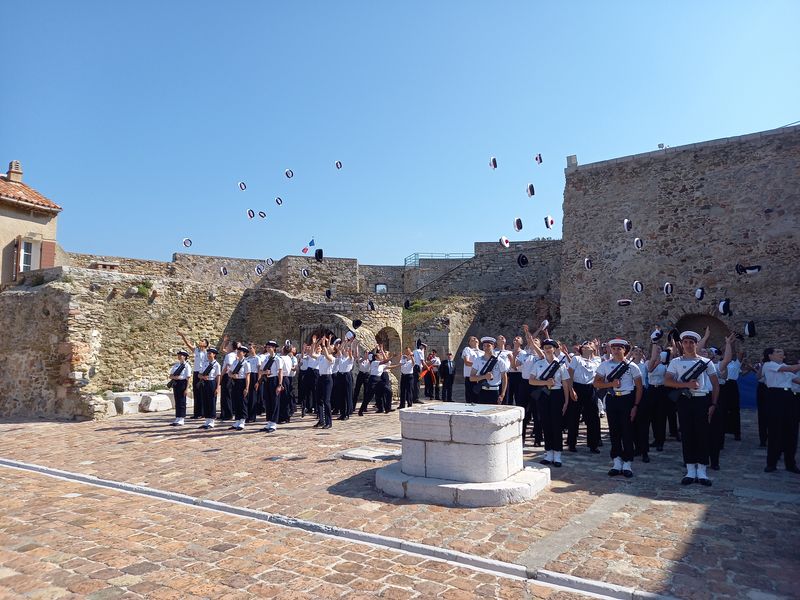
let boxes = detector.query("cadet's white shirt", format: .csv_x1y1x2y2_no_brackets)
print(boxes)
169,362,191,380
229,358,251,379
648,363,667,386
726,359,741,381
412,348,425,367
713,360,727,385
256,352,268,367
245,355,260,374
306,355,319,370
290,355,298,375
369,360,387,377
461,346,479,377
193,347,208,372
430,356,441,371
203,361,221,379
596,359,643,393
317,354,335,375
666,356,717,393
520,353,539,380
762,361,795,388
638,360,649,388
358,359,370,373
508,349,527,373
278,355,293,377
338,356,354,373
261,354,279,377
496,349,513,370
569,356,600,385
531,358,571,389
299,355,309,371
471,353,508,389
400,355,414,375
222,351,237,374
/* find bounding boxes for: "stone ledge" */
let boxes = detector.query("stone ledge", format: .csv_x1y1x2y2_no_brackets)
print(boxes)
375,462,550,507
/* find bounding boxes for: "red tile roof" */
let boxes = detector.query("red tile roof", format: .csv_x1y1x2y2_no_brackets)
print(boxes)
0,176,62,213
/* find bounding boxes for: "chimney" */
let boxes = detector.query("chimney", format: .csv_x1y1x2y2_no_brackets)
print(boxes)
566,155,578,169
7,160,23,183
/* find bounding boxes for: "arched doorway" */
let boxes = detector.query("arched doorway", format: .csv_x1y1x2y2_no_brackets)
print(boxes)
673,314,729,349
375,326,401,355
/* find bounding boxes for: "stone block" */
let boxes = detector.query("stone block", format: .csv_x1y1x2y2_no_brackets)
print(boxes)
424,439,508,483
374,462,408,498
399,409,451,442
139,394,173,412
405,475,457,505
400,439,426,477
114,396,141,414
104,399,118,417
507,439,523,475
450,407,522,445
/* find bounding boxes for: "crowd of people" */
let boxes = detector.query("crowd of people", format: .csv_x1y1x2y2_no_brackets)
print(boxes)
165,322,800,486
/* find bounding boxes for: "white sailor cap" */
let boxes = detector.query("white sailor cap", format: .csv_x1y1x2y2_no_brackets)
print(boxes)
258,210,267,219
617,298,632,307
633,281,643,294
182,238,192,248
220,266,228,276
633,237,644,250
275,197,283,206
679,331,701,342
544,215,554,229
345,331,355,340
255,264,265,275
247,209,255,219
499,236,510,248
266,340,279,347
335,160,343,169
301,268,310,278
325,289,332,299
695,287,705,300
584,258,593,270
659,350,670,363
514,217,523,231
284,339,291,347
663,282,673,295
285,169,294,179
517,254,529,268
718,298,732,316
540,319,549,330
238,181,247,191
744,320,756,337
651,328,663,342
526,183,535,197
489,156,497,169
480,336,496,345
623,218,632,232
266,258,275,266
743,265,761,275
608,338,630,348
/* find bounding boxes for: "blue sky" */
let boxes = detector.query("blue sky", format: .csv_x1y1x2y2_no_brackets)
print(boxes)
2,1,798,265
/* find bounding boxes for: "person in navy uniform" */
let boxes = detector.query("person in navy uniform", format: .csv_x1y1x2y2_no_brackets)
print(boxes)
168,350,191,426
228,345,251,431
199,347,221,429
439,352,456,401
177,330,209,419
761,348,800,474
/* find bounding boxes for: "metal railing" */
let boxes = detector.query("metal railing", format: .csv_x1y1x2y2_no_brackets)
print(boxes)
403,252,474,268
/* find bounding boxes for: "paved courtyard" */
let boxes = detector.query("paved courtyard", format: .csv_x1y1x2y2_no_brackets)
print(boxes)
0,404,798,599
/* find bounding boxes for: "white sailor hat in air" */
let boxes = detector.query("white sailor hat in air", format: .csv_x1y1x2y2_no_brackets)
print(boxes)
255,264,265,275
540,319,549,330
335,160,343,169
352,319,363,329
275,197,283,206
247,209,255,219
499,236,510,248
220,266,228,276
480,336,496,345
743,265,761,274
663,282,673,295
325,289,332,299
744,320,756,337
718,298,732,316
633,237,644,250
368,300,375,311
633,281,643,294
617,298,632,307
544,215,554,229
651,328,663,342
735,263,746,275
266,258,274,266
695,287,705,300
514,217,523,231
679,331,701,342
301,268,310,278
608,338,630,348
623,218,632,232
285,169,294,179
403,299,411,309
526,183,535,197
517,254,529,268
345,331,355,340
584,258,593,270
315,249,324,262
489,156,497,169
284,339,291,347
238,181,246,191
182,238,192,248
258,210,266,219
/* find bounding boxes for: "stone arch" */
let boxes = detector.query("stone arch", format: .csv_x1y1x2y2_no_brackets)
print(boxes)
375,326,401,354
673,314,729,349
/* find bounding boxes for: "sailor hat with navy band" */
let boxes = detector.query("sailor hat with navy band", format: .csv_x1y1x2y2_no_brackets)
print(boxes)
679,331,701,342
608,338,630,348
480,336,496,345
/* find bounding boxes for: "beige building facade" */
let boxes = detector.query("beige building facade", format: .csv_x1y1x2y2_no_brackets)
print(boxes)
0,160,61,286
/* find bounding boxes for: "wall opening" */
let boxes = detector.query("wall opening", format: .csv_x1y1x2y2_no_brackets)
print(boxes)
375,326,401,354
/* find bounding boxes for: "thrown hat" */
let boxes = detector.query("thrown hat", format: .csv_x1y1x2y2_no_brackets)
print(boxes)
480,336,496,345
220,266,228,276
352,319,363,329
255,264,265,275
526,183,535,197
514,217,523,231
345,331,355,340
177,350,189,357
708,346,720,356
368,300,375,311
623,218,632,232
663,282,673,295
660,350,670,363
301,268,310,278
695,287,705,300
608,338,630,347
535,153,543,164
333,338,342,345
284,339,291,347
325,289,332,299
258,210,266,219
540,319,549,330
404,299,411,309
238,181,246,191
541,338,558,348
680,330,701,342
744,265,761,274
335,160,343,169
266,258,274,266
207,347,219,354
633,281,643,294
633,237,643,250
314,248,323,262
182,238,192,248
489,156,497,169
718,298,732,316
735,263,746,275
499,236,510,248
417,339,427,349
247,209,255,219
517,254,529,268
651,328,663,342
275,197,283,206
285,169,294,178
544,215,554,229
584,258,593,270
744,320,756,337
617,298,632,307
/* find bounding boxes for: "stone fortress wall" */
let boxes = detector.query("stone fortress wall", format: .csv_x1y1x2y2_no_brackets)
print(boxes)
1,124,797,419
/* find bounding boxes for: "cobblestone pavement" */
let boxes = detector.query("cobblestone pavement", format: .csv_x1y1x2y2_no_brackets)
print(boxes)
0,406,798,599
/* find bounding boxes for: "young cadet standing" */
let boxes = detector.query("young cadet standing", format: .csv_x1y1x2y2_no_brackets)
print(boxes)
568,341,602,453
219,338,237,421
399,347,415,408
199,347,221,429
461,336,480,403
529,339,571,467
647,339,672,452
245,343,261,423
314,336,335,429
469,337,508,405
258,341,282,433
353,348,370,411
169,350,191,426
228,345,251,431
177,330,208,419
336,338,356,420
505,336,526,407
720,347,743,442
429,350,442,400
278,345,294,423
664,331,719,486
412,342,427,404
594,339,643,478
761,348,800,474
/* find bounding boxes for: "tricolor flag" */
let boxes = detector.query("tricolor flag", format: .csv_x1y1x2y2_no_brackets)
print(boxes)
301,238,315,254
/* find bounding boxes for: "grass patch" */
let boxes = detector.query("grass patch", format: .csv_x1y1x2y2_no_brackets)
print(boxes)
136,280,154,298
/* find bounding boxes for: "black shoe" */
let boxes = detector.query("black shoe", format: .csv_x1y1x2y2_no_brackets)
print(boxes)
386,409,395,412
764,465,777,472
698,478,712,487
710,463,720,471
590,448,600,454
608,468,621,477
681,476,694,485
539,459,551,465
642,455,650,463
553,462,562,468
786,466,800,474
568,446,577,453
656,445,664,452
357,411,364,417
416,400,425,404
622,470,633,478
313,422,322,428
322,424,332,429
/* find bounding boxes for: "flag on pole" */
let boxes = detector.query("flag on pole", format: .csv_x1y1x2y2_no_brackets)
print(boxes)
301,238,315,254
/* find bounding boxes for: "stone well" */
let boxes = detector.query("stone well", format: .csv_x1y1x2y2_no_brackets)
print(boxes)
375,403,549,507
